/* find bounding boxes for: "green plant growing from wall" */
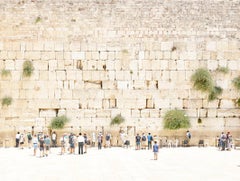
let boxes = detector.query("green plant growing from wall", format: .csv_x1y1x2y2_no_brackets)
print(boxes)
23,60,34,77
232,76,240,108
208,86,223,101
163,109,190,130
35,16,42,23
232,76,240,90
1,69,11,77
191,68,214,92
49,115,70,129
110,114,125,126
1,96,12,106
216,66,229,74
191,68,223,101
235,98,240,107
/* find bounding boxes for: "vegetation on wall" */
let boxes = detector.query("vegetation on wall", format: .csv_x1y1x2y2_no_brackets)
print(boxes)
110,114,125,126
232,76,240,90
23,60,34,77
191,68,223,101
191,68,214,92
232,76,240,107
216,66,229,74
1,96,12,106
163,109,190,130
49,115,70,129
208,86,223,101
1,69,11,77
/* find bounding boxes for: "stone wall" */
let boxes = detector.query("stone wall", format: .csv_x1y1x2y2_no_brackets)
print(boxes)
0,0,240,141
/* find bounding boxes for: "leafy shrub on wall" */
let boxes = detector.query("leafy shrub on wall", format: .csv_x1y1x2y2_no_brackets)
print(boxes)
191,68,214,92
191,68,223,101
1,69,11,77
49,115,70,129
110,114,125,126
23,60,34,77
163,109,190,130
1,96,12,106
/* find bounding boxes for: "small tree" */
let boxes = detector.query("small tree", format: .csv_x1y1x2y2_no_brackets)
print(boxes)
163,109,190,130
49,115,70,129
110,114,125,126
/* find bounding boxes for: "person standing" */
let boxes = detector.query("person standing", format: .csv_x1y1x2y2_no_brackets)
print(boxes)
83,133,88,153
141,133,147,149
135,134,141,150
78,133,84,154
153,141,159,160
32,135,38,156
91,132,96,147
44,135,51,157
147,133,153,150
51,131,57,147
19,133,25,149
69,133,75,154
97,132,103,150
105,133,111,148
27,132,32,148
39,136,45,157
15,132,20,148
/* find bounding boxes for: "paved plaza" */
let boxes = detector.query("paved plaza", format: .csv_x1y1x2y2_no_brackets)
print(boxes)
0,146,240,181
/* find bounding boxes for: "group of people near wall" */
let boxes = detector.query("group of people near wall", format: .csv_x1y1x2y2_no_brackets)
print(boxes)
217,131,233,151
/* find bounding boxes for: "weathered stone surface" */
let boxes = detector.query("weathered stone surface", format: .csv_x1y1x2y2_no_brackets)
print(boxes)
0,0,239,137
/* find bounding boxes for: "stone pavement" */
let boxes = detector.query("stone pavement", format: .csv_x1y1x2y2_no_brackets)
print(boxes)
0,146,239,181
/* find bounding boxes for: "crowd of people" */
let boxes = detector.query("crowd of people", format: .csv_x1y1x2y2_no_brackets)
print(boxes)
14,130,235,160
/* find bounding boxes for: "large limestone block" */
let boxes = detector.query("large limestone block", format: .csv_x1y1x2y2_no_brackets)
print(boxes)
4,59,14,70
217,41,228,51
206,41,217,51
96,109,111,118
56,70,66,80
84,109,96,118
220,99,235,108
102,80,117,89
82,71,92,81
183,99,203,109
217,108,240,118
207,60,218,70
117,81,129,89
60,100,79,109
66,70,76,80
131,109,141,118
39,109,57,118
61,89,73,99
140,109,150,118
161,42,173,51
72,51,85,59
225,118,240,128
87,99,102,109
207,108,217,118
41,52,55,60
44,41,55,51
155,99,170,109
106,60,115,70
228,60,239,70
149,109,160,118
133,80,145,89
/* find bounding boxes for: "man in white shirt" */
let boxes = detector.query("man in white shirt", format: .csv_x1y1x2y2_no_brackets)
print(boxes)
78,133,84,154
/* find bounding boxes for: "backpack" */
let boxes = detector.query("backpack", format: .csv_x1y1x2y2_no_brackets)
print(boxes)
142,136,146,141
